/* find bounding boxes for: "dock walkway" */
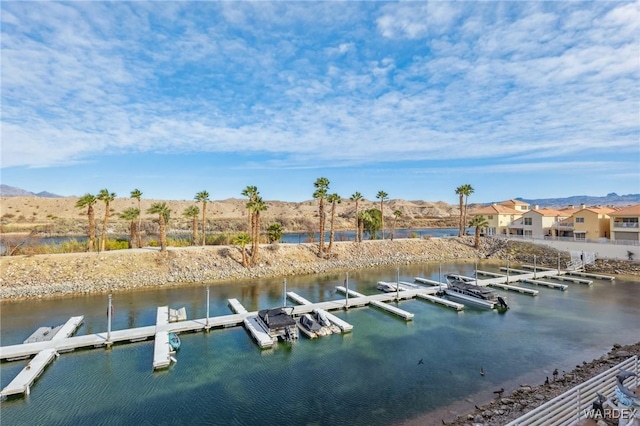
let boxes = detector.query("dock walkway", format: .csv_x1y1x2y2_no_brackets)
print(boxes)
335,287,414,320
152,306,172,370
286,292,354,333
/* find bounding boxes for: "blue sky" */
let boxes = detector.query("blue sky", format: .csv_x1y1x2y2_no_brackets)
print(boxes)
1,1,639,204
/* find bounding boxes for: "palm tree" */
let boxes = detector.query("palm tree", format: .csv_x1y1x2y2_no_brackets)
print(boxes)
248,196,268,266
233,232,252,267
455,184,474,237
75,193,97,252
119,207,140,249
350,192,363,242
147,202,171,252
267,223,283,243
376,190,388,240
461,184,474,235
130,189,143,248
183,205,200,245
469,215,489,249
392,209,403,241
327,193,341,254
195,191,210,246
313,177,330,257
241,185,258,233
97,189,116,252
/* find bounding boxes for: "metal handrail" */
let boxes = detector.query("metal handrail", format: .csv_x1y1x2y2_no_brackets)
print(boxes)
506,355,638,426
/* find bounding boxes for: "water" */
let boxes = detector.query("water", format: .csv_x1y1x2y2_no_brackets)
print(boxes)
1,262,638,425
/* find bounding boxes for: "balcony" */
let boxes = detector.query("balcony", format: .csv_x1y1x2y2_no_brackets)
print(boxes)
613,221,639,229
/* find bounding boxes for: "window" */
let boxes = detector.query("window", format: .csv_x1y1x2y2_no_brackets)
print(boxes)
575,217,585,223
524,218,532,225
487,215,493,219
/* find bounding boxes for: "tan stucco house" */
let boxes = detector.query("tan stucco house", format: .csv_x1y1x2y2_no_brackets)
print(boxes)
609,204,640,242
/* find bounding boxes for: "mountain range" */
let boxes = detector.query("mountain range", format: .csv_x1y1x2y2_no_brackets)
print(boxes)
1,184,638,207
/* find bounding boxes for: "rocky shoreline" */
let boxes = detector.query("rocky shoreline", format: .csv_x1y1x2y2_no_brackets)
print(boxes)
1,237,637,301
443,342,640,426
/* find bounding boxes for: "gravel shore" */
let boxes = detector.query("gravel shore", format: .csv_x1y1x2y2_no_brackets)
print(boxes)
1,237,637,301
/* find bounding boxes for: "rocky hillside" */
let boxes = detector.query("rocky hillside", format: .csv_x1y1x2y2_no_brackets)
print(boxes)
0,196,460,234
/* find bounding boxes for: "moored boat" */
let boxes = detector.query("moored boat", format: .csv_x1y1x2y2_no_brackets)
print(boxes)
257,307,299,342
168,332,181,351
444,274,508,311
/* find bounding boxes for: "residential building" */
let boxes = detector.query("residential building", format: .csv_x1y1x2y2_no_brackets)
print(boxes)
471,204,522,236
571,207,615,240
498,199,530,212
508,208,568,239
609,204,640,242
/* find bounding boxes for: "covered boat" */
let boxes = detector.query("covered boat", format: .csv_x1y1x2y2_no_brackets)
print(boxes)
445,274,508,311
257,307,298,342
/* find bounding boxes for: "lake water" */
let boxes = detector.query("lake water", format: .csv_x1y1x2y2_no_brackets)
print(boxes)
1,262,638,425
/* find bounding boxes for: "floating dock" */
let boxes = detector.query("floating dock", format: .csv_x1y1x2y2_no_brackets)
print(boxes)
152,306,172,370
1,316,84,397
415,293,464,311
455,273,539,296
286,292,354,333
243,316,275,348
228,298,248,314
499,267,593,285
335,287,414,320
0,349,58,397
522,279,568,291
519,265,614,281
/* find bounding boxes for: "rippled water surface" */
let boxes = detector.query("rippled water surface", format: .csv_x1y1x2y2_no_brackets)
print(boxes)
1,262,639,425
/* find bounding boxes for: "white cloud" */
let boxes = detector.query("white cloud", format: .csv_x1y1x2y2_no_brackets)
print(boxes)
1,1,638,176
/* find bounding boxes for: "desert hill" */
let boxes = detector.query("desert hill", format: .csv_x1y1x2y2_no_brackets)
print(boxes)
0,196,460,234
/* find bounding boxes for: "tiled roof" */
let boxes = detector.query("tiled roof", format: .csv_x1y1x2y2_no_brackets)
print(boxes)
530,208,568,217
608,204,640,216
472,205,521,215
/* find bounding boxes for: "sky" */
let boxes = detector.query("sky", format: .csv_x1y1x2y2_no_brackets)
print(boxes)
1,1,639,204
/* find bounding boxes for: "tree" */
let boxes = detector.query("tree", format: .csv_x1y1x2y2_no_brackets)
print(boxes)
267,223,283,243
361,209,381,239
183,205,200,245
469,215,489,249
327,193,341,254
455,184,474,237
392,209,403,241
130,189,143,248
248,196,268,266
195,191,210,246
233,232,251,267
147,202,171,252
461,184,474,236
313,177,330,257
376,191,388,240
119,207,140,249
241,186,258,232
97,189,116,252
75,193,97,252
350,192,363,242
